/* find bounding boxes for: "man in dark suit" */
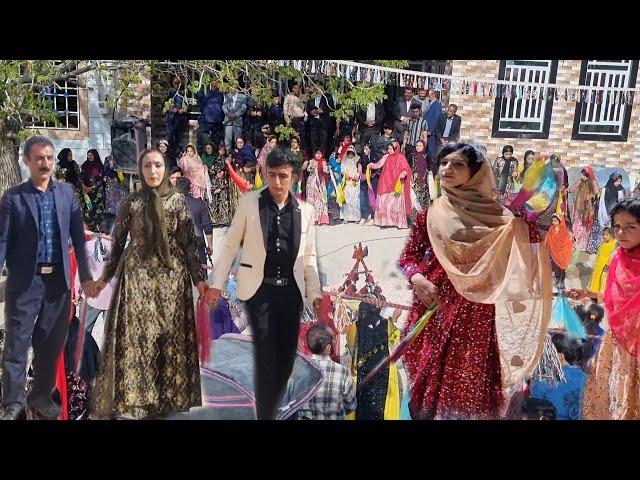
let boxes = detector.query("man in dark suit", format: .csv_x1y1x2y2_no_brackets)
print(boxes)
175,177,214,281
392,87,415,143
435,103,462,174
423,89,444,166
355,101,385,149
437,103,462,144
0,136,96,420
306,88,335,155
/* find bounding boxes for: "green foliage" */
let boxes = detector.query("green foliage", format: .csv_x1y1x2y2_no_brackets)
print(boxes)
373,60,410,69
0,59,409,135
275,124,295,141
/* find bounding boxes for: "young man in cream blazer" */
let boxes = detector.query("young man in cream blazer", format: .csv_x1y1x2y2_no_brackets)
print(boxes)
206,147,323,420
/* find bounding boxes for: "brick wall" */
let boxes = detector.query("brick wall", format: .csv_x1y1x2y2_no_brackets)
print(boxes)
448,60,640,181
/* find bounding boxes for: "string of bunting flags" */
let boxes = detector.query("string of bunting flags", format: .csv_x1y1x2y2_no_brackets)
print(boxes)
272,59,640,106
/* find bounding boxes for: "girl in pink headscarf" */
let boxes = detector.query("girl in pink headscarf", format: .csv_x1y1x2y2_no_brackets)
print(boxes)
178,144,211,202
256,135,278,179
568,199,640,419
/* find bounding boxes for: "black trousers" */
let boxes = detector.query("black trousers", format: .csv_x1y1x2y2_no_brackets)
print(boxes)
359,126,380,149
2,268,70,408
309,124,328,155
197,121,223,153
244,282,303,420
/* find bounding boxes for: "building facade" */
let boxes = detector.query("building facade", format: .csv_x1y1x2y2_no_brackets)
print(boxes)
447,60,640,176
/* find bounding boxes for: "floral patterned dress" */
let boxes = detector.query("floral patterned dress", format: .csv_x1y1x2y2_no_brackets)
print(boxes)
305,159,330,225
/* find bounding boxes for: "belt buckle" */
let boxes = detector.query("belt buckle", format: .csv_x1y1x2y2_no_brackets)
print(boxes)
40,266,53,274
276,278,284,286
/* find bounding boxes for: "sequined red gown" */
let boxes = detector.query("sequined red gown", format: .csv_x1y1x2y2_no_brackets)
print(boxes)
399,209,540,420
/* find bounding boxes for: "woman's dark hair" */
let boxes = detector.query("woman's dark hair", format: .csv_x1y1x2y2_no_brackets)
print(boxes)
522,398,556,420
551,331,585,366
523,149,535,161
266,135,278,143
57,147,72,163
383,124,393,131
306,324,334,354
610,199,640,225
175,177,191,195
602,226,612,235
290,136,300,143
266,147,296,169
502,145,514,154
437,141,486,178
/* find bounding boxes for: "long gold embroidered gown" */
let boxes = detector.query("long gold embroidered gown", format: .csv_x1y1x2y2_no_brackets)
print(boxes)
91,192,203,419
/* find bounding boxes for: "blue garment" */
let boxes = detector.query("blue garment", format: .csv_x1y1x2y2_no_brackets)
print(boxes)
531,365,587,420
269,103,284,128
327,154,342,198
400,388,412,420
30,181,62,264
0,179,91,293
197,88,224,124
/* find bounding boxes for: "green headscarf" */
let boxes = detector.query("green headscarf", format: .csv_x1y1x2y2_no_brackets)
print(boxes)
202,143,216,167
139,148,176,269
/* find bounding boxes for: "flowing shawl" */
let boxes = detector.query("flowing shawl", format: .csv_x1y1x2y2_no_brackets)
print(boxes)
426,160,552,386
603,246,640,358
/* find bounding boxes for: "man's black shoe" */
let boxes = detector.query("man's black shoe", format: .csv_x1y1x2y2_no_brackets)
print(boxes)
26,395,61,420
0,404,26,420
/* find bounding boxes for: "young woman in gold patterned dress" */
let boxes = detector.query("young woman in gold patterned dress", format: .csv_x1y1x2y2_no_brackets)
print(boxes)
90,148,207,419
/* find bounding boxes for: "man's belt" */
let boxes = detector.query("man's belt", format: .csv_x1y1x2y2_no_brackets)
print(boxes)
36,263,58,275
263,277,292,287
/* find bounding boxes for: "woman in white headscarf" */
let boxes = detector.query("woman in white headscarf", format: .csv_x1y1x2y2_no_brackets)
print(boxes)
340,145,361,223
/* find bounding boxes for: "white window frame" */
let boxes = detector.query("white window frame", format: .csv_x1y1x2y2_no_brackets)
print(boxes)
576,60,634,137
494,60,555,135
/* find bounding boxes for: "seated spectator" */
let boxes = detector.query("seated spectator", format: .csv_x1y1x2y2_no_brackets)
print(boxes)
297,325,356,420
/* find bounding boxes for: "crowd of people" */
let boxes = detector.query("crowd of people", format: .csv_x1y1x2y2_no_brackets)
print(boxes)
2,77,640,421
157,81,465,231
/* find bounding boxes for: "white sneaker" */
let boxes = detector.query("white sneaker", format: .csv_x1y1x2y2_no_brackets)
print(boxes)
365,219,374,226
358,219,366,226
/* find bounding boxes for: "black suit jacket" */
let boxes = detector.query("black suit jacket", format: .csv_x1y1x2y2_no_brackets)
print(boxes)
306,95,335,129
436,113,461,142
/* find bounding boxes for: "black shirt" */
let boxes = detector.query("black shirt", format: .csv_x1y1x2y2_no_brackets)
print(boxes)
263,192,294,280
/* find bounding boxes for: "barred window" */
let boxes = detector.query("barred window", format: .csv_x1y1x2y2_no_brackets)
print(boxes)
492,60,558,139
27,62,80,130
572,60,638,141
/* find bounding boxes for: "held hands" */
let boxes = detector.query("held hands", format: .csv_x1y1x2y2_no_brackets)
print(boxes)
411,273,440,308
81,280,106,298
312,297,323,319
196,281,209,299
204,287,222,308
